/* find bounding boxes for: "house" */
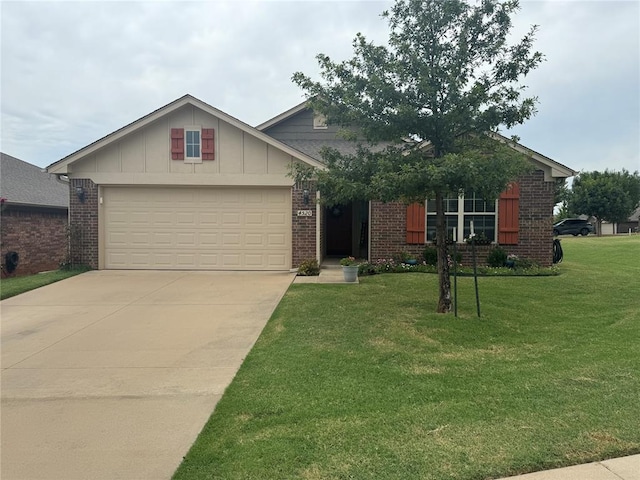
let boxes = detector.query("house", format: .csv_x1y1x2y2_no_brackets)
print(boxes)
46,95,574,272
1,153,69,276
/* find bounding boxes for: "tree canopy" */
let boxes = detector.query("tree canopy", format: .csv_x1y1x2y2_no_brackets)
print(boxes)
569,170,640,234
292,0,543,312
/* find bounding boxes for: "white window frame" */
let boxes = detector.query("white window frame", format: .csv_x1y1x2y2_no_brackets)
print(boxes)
313,113,328,130
184,126,202,163
426,194,498,243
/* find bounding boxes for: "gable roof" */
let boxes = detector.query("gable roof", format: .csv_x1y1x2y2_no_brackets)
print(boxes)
1,153,69,209
487,132,576,179
47,95,325,174
257,100,576,179
256,100,308,131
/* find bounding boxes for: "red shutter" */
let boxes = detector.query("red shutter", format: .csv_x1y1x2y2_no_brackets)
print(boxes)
498,182,520,245
171,128,184,160
406,203,425,244
202,128,215,160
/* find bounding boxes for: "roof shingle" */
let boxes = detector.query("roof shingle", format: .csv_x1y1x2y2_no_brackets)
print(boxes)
1,153,69,208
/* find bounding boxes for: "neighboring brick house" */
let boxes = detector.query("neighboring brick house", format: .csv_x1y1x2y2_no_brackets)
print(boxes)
1,153,69,276
258,101,576,267
46,95,574,272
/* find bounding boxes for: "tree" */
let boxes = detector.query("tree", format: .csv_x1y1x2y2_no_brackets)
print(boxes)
569,170,640,235
293,0,542,313
553,178,573,222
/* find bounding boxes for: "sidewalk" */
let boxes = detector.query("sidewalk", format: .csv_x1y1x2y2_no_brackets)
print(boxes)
495,454,640,480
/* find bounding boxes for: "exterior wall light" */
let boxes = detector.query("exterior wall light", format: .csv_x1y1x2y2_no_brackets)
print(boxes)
303,189,310,205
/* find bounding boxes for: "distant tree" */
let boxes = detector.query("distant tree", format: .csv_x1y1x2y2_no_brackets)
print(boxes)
554,178,570,205
292,0,542,313
552,178,572,222
554,201,573,223
569,170,640,235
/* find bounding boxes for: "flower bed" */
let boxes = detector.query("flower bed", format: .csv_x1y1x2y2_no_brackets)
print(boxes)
358,258,559,277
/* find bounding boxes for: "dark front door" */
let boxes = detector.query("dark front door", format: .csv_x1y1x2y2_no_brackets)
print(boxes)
325,204,352,256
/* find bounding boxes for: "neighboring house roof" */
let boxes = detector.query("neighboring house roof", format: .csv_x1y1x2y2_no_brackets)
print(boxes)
628,206,640,222
47,95,325,174
256,100,308,131
0,153,69,208
257,101,576,180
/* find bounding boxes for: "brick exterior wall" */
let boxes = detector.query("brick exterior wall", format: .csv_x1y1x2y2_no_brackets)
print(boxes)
0,205,68,277
69,179,99,269
370,201,424,261
502,170,555,265
292,183,317,268
369,169,556,267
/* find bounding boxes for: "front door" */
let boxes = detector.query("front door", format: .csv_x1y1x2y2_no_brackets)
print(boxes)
324,201,369,259
325,204,352,256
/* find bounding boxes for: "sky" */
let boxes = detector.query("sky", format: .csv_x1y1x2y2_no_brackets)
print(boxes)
1,0,639,176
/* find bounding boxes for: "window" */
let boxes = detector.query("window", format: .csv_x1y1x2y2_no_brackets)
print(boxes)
185,127,201,162
171,127,214,162
313,113,328,129
426,193,497,242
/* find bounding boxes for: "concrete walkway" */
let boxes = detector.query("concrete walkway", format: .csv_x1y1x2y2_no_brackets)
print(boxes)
495,454,640,480
1,270,294,480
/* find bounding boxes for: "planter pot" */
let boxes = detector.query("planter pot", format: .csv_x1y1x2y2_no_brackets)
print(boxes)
342,265,359,282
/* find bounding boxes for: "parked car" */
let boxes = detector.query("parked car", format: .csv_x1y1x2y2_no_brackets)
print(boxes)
553,218,595,236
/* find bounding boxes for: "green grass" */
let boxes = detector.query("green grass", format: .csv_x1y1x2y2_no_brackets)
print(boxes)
0,268,90,300
174,236,640,480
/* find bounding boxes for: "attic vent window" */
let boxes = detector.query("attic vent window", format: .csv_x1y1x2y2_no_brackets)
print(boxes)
313,113,328,130
185,127,201,162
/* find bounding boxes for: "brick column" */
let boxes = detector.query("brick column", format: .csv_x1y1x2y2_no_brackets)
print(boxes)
291,183,317,268
69,179,99,269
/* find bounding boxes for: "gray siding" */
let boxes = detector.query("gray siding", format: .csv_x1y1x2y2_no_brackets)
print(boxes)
263,109,380,162
263,109,343,141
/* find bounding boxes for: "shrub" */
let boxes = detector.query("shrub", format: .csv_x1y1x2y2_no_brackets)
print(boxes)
423,246,438,266
358,261,378,276
487,247,508,268
423,246,462,266
297,258,320,276
514,256,538,270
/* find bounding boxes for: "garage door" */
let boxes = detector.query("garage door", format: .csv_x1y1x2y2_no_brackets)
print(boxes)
103,187,291,270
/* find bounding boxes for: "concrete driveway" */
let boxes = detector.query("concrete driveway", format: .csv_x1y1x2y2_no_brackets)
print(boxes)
1,270,294,480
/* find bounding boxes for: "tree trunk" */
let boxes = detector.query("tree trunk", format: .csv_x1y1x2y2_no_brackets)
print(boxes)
435,191,452,313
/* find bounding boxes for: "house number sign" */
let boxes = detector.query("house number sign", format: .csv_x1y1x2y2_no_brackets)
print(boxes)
297,210,313,217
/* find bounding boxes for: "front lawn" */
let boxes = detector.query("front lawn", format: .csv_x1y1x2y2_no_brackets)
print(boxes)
0,268,89,300
174,236,640,480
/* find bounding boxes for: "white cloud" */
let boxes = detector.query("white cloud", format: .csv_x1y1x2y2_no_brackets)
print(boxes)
1,0,638,174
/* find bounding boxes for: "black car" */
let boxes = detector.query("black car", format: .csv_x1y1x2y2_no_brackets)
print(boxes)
553,218,595,236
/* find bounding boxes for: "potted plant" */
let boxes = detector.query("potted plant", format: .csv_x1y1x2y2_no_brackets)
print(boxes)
340,256,360,282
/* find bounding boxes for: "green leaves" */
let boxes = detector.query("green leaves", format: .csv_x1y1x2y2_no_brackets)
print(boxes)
569,170,640,224
292,0,543,312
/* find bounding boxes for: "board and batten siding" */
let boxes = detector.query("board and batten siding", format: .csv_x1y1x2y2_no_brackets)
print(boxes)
69,105,293,185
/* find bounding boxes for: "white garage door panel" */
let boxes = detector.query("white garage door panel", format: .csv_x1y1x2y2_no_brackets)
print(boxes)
103,187,291,270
